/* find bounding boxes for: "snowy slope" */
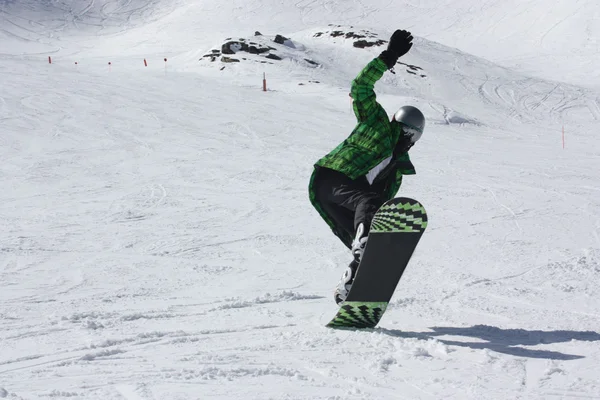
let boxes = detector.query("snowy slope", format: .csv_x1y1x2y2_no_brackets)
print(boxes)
3,0,600,86
2,1,600,399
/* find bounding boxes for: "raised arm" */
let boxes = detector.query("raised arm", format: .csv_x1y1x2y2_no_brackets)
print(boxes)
350,58,387,122
350,29,414,122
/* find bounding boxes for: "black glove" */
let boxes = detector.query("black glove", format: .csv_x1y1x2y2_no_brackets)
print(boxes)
389,29,413,56
379,29,413,69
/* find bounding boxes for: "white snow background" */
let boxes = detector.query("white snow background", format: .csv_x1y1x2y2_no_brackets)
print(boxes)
2,1,600,399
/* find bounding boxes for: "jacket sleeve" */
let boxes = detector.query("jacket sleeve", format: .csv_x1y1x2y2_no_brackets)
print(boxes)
350,57,388,122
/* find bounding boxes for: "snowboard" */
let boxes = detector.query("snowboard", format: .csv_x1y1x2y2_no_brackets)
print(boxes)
326,197,427,329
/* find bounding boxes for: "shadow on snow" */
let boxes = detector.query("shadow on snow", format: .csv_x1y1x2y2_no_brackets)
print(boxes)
379,324,600,360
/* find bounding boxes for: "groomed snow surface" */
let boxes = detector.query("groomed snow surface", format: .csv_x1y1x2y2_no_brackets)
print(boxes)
2,1,600,399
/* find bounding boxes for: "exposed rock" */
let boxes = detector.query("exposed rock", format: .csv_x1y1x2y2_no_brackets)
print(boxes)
222,40,272,56
221,41,238,54
313,27,387,49
248,45,270,55
346,32,366,39
310,26,426,78
265,53,282,60
353,39,386,48
201,53,219,62
200,32,320,67
274,34,289,44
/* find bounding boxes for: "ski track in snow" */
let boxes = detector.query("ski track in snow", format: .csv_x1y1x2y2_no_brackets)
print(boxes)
1,1,600,399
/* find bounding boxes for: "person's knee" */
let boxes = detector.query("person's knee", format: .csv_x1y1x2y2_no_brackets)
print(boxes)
364,193,384,209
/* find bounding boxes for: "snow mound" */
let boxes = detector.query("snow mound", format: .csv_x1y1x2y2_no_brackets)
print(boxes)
444,111,480,125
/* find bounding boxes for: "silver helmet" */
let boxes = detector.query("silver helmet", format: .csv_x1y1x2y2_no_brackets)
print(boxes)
393,105,425,143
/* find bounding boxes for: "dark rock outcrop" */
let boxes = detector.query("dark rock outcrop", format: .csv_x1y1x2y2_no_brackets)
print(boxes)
274,34,289,44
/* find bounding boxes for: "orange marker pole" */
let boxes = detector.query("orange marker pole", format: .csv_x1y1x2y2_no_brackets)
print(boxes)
263,73,267,92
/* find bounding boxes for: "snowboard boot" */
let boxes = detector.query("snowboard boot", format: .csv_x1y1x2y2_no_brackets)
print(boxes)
334,259,359,305
333,224,369,304
351,223,368,263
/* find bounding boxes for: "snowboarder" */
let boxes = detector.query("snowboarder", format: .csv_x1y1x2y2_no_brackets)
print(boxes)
308,29,426,304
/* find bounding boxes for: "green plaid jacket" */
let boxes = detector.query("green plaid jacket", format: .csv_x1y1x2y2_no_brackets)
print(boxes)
308,56,416,247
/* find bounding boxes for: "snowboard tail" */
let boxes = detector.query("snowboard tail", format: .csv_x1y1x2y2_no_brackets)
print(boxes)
326,302,388,329
326,197,427,329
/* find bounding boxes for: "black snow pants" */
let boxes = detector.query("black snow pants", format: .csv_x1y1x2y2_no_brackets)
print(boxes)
311,167,385,249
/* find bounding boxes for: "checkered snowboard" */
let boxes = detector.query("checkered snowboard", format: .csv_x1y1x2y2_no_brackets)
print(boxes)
327,197,427,329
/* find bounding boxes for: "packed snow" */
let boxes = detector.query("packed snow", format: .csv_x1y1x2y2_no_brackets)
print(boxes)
1,1,600,399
